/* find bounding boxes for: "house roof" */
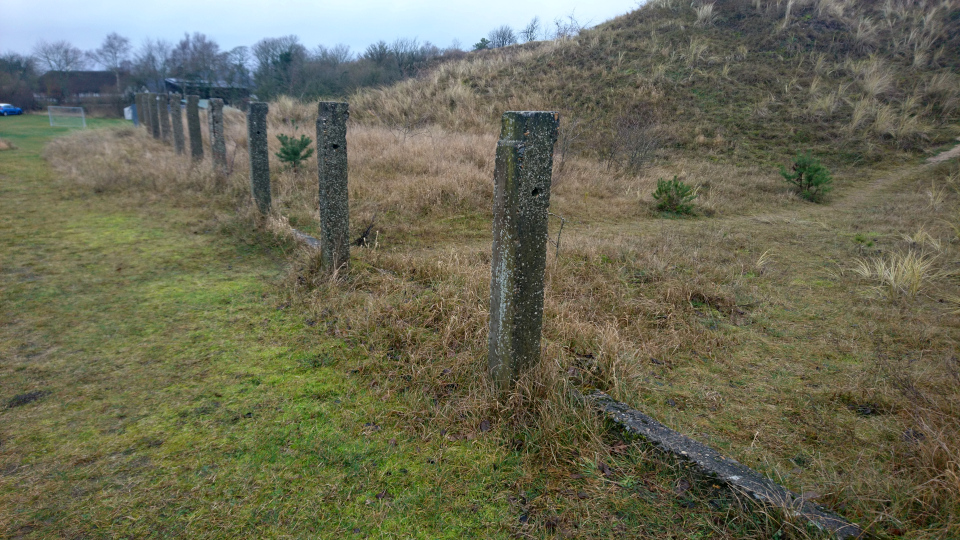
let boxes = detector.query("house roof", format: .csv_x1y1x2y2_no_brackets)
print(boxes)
165,78,248,90
38,71,125,94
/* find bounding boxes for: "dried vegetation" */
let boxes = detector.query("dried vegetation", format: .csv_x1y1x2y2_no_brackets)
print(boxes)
352,0,960,166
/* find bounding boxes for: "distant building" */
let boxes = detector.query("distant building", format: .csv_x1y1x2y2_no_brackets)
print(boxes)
164,78,250,105
35,71,129,101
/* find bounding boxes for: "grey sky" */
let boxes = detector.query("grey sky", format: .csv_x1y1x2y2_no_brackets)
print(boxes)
1,0,636,61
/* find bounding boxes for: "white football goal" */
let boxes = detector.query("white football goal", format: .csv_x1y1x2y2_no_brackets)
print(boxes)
48,106,87,128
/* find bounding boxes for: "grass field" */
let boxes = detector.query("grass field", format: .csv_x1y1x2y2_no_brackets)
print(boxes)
0,116,819,538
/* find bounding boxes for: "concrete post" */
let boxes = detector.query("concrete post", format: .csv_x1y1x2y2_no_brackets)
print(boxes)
316,102,350,273
135,93,146,127
147,93,161,139
209,98,227,174
247,102,271,213
169,93,185,155
158,93,172,143
487,111,560,390
139,93,150,132
186,95,204,161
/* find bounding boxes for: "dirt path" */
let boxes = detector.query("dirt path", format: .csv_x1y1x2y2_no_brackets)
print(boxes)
927,137,960,164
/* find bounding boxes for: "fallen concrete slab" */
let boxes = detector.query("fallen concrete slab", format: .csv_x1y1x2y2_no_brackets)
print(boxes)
291,228,322,250
589,391,865,539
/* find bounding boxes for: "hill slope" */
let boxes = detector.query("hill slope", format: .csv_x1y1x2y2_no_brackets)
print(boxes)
353,0,960,167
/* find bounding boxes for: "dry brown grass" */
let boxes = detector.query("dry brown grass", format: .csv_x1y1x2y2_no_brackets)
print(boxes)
852,248,945,300
342,0,960,169
695,3,716,26
50,100,793,239
0,137,15,151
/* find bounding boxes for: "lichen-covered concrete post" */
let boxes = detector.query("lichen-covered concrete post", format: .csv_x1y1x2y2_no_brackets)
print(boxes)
148,93,161,139
135,93,146,127
169,93,185,155
488,111,560,390
158,93,172,143
209,98,227,174
316,102,350,273
186,95,204,161
247,102,271,213
139,93,150,132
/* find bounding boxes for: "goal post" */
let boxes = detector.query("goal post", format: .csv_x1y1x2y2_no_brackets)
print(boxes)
48,106,87,128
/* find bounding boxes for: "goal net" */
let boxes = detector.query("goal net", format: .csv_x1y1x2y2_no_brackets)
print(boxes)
48,106,87,128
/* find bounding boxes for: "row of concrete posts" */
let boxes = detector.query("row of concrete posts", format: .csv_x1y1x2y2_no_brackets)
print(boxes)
135,93,560,390
134,92,227,170
244,105,559,390
245,101,351,274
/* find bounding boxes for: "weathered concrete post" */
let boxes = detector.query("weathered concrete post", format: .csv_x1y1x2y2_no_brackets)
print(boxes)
487,111,560,390
135,93,146,127
247,102,271,213
139,93,151,132
169,94,185,155
209,98,227,174
158,93,172,143
147,93,161,139
186,95,204,161
316,102,350,273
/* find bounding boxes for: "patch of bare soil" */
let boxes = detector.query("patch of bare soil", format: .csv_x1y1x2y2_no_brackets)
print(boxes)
927,137,960,164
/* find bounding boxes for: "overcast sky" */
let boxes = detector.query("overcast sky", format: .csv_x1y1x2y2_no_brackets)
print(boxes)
1,0,637,61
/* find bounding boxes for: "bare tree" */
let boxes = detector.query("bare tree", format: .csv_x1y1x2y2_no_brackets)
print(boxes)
315,44,353,67
390,37,422,76
33,40,87,103
252,35,308,99
0,53,38,109
33,40,86,72
170,32,225,83
226,46,252,87
132,38,173,92
552,13,584,40
363,40,392,65
89,32,131,93
487,25,518,48
520,17,542,42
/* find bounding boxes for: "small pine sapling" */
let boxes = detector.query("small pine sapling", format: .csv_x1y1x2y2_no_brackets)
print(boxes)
652,176,698,214
780,152,832,202
275,134,315,171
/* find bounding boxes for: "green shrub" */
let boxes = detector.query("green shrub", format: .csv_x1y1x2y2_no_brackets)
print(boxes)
275,134,315,171
652,176,698,214
780,152,832,202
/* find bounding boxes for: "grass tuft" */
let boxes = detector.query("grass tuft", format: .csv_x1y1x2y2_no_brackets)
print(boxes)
852,248,945,300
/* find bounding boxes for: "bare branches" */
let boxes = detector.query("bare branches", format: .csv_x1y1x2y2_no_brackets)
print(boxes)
32,40,86,73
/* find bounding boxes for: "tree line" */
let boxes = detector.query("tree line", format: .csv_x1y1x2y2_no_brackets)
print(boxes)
0,15,584,110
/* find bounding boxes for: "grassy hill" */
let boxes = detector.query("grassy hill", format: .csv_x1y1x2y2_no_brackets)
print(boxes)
353,0,960,167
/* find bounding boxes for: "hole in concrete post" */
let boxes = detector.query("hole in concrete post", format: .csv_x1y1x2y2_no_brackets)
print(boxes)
332,144,339,149
531,187,541,197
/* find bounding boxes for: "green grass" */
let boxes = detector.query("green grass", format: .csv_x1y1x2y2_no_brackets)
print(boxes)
0,114,785,537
